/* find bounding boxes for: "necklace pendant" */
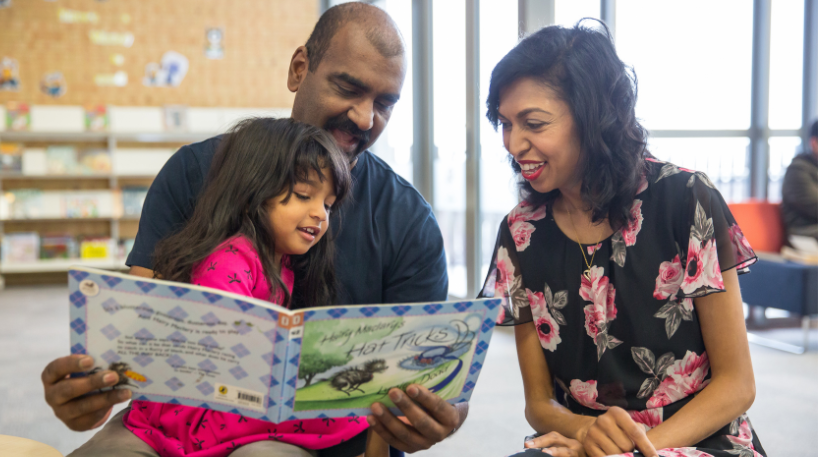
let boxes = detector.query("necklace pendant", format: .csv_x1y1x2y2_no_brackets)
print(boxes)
583,269,591,281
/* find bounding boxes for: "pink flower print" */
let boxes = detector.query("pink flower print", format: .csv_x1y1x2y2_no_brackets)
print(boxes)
568,379,609,411
647,351,710,408
507,202,547,252
494,246,516,296
587,242,603,255
727,418,754,448
580,266,617,325
681,238,724,296
656,449,712,457
728,224,755,265
653,255,684,300
628,408,663,431
511,222,536,251
621,200,644,246
533,312,561,352
526,289,546,313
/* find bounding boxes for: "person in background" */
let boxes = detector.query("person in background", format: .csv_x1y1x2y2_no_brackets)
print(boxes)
481,20,764,457
781,119,818,242
42,3,461,456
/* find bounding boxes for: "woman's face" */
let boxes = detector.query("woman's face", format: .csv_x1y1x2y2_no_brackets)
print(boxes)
497,77,582,195
267,168,336,258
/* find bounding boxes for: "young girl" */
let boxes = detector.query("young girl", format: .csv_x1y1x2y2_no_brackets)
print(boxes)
123,118,386,457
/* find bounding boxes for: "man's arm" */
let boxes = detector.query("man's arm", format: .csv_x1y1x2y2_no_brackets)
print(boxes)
782,161,818,221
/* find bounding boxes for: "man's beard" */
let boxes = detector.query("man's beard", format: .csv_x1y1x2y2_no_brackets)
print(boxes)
323,113,371,161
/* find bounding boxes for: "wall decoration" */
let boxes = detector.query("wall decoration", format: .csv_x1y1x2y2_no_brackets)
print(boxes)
0,0,11,9
110,53,126,66
84,105,108,132
204,28,224,59
5,102,30,131
40,71,66,98
163,105,188,131
121,13,131,24
59,8,99,24
94,71,128,87
143,51,189,87
89,30,135,47
0,57,19,91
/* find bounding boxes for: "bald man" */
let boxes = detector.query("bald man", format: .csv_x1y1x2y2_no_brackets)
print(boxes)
44,4,463,457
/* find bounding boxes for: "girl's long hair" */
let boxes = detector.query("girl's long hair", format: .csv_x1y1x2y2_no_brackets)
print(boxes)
152,117,352,308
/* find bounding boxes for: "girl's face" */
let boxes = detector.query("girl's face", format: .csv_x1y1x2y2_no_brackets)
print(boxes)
497,77,583,194
267,168,336,258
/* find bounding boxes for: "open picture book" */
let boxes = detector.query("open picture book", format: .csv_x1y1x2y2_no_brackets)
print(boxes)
68,267,501,422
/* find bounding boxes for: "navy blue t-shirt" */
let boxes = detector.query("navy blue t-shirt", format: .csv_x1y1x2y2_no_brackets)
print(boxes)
126,136,449,305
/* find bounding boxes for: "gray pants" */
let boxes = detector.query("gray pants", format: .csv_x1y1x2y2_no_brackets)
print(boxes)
67,408,317,457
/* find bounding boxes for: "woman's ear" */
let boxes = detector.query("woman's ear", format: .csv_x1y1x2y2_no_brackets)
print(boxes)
287,46,309,93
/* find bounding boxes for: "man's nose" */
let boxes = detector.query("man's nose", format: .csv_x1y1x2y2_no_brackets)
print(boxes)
348,100,375,132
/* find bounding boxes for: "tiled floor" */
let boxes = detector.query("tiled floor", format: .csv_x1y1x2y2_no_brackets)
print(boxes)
0,285,816,456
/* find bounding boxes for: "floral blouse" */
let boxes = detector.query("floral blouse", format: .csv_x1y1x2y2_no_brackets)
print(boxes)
482,159,766,457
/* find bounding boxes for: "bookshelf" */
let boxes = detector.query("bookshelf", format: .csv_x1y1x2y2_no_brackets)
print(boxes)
0,131,215,288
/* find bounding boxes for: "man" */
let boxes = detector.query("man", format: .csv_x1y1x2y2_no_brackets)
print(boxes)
782,119,818,241
42,3,465,456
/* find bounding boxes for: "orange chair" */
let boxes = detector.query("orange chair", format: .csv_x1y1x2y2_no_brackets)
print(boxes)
728,200,817,354
727,200,785,254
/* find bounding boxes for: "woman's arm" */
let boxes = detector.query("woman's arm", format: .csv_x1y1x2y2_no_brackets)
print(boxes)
515,321,594,438
646,267,756,449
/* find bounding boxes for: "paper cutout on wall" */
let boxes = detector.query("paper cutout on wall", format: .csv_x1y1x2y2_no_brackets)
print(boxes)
204,28,224,59
85,105,109,132
40,72,67,98
59,8,100,24
5,102,30,132
0,0,11,9
143,51,189,87
89,30,135,47
0,57,19,91
94,71,128,87
111,54,126,66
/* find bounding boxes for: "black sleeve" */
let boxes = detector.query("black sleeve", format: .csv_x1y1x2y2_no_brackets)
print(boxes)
125,145,205,270
782,161,818,221
382,210,449,303
478,216,533,325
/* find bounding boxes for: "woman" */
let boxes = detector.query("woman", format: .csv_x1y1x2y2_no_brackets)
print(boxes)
481,21,764,457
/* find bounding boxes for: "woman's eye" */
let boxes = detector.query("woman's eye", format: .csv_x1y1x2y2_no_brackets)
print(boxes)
526,122,546,130
500,122,511,130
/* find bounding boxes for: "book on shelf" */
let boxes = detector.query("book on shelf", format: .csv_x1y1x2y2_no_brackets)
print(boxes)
46,146,78,175
5,102,30,132
46,146,112,176
121,187,148,217
41,233,78,259
0,143,23,173
85,105,109,132
69,267,501,421
1,232,40,262
80,238,115,259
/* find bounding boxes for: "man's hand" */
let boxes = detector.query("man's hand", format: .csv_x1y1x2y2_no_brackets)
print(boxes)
366,384,461,453
42,354,132,431
524,431,586,457
576,407,658,457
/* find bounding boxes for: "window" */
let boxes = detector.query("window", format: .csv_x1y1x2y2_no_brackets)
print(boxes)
768,137,802,202
769,0,804,130
554,0,599,28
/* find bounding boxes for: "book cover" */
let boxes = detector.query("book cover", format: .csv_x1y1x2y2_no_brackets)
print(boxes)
69,267,501,422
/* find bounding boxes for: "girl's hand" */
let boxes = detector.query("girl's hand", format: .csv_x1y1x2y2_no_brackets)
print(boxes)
524,431,586,457
576,407,658,457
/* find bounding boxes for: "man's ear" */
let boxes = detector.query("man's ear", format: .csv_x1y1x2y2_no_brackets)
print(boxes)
287,46,310,93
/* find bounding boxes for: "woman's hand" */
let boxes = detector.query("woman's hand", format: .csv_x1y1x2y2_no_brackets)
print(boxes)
576,407,658,457
525,431,586,457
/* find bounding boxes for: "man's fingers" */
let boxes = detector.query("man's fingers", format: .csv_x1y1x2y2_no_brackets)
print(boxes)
61,388,130,421
394,385,456,440
41,355,94,386
46,370,119,407
367,413,414,453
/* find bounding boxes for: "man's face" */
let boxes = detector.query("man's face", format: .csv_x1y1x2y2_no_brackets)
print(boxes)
289,24,406,162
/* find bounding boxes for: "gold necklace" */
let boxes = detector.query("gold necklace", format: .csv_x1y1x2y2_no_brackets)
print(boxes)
566,203,601,281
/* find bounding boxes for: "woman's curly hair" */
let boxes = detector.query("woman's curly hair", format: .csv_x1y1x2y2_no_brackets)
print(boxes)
486,19,648,231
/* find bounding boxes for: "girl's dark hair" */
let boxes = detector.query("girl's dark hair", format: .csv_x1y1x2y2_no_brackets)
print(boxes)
486,19,648,230
152,117,352,308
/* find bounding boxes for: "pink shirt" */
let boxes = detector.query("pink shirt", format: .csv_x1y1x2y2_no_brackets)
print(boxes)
123,236,368,456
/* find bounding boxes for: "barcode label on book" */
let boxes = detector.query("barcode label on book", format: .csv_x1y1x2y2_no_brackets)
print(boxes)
214,383,265,412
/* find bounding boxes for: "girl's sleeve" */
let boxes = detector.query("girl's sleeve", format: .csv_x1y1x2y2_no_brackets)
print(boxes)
478,216,534,325
676,173,758,299
191,241,261,299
